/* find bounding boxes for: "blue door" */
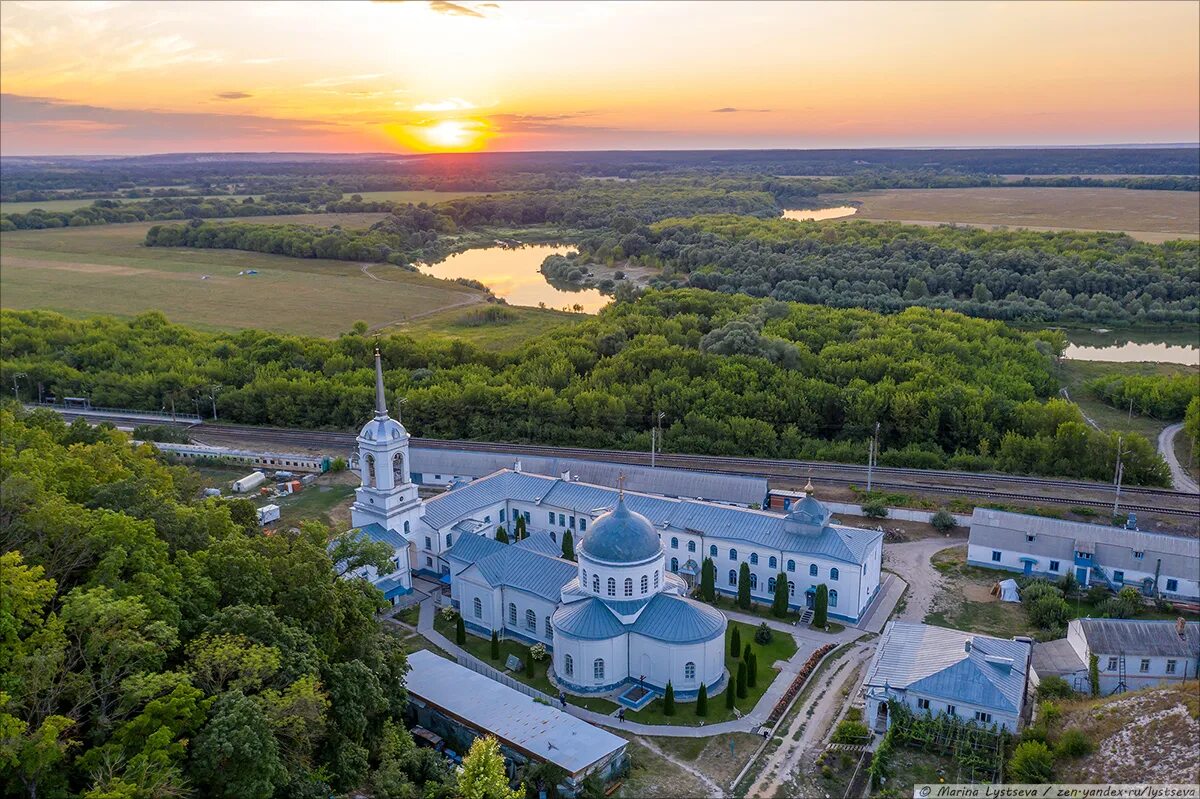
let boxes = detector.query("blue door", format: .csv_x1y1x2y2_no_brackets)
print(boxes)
1023,561,1032,576
1075,567,1088,586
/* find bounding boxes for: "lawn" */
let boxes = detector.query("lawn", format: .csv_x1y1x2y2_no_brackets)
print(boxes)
387,303,584,351
626,620,798,726
273,482,356,529
431,614,620,715
1056,358,1198,444
649,733,763,790
0,216,486,337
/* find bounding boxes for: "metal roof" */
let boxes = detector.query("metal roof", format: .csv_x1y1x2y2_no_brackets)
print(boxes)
1032,638,1086,677
410,448,767,506
1075,619,1200,658
629,594,726,644
404,650,626,776
356,522,408,550
423,470,882,566
514,531,565,559
552,598,628,640
864,621,1030,714
470,546,580,603
969,509,1199,578
446,533,507,566
580,497,662,564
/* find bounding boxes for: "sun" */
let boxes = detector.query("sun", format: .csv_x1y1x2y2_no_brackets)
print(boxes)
388,118,491,152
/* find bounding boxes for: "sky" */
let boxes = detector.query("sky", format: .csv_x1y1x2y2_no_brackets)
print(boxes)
1,0,1198,155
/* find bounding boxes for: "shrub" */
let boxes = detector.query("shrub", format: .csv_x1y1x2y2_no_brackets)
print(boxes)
1054,728,1094,759
726,684,736,710
455,615,466,645
1086,584,1109,605
1038,700,1061,726
831,720,871,744
1021,581,1063,603
530,643,548,661
490,631,500,660
754,622,773,645
730,626,741,657
930,509,957,534
1036,675,1075,700
1027,594,1071,629
1089,653,1100,697
862,498,889,518
1008,741,1055,783
440,606,460,621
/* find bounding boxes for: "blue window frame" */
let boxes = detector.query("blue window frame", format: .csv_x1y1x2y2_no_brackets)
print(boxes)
830,568,839,581
1049,560,1060,572
671,537,679,549
559,513,565,526
671,557,679,572
569,516,576,529
579,518,586,531
768,577,776,592
688,541,696,552
446,533,453,547
1114,570,1125,583
1167,578,1179,592
787,559,795,572
769,556,777,569
500,509,506,522
991,551,1002,562
728,569,737,586
548,512,555,524
710,545,718,557
524,511,531,523
830,589,838,608
729,549,737,561
809,564,818,577
750,553,759,565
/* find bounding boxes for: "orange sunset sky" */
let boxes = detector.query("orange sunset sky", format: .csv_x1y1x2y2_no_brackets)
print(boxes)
1,0,1197,155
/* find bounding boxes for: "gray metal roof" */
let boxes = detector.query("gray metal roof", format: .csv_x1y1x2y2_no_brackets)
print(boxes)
969,509,1199,577
404,650,626,776
471,546,580,603
1032,638,1086,677
356,522,408,550
580,497,662,564
864,622,1030,714
629,593,726,644
411,448,767,506
553,598,628,640
424,470,882,566
514,531,564,558
1075,619,1200,658
445,532,507,566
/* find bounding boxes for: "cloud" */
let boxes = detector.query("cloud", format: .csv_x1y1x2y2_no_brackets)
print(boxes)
491,112,620,134
429,1,484,17
215,91,252,100
711,107,772,113
410,97,475,112
305,73,385,88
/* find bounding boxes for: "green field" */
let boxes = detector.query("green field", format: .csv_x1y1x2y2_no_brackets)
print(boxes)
0,189,493,214
0,215,488,337
1057,359,1198,442
351,189,498,204
387,304,584,350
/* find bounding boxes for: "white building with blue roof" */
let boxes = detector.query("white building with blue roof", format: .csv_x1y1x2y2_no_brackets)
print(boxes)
863,621,1032,732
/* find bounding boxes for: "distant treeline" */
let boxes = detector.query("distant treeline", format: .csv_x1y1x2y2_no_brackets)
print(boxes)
1085,373,1200,420
561,215,1199,327
0,292,1170,485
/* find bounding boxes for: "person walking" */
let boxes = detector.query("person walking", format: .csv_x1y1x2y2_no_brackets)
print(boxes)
618,707,626,723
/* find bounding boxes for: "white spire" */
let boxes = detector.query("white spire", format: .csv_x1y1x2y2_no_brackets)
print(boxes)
374,346,388,418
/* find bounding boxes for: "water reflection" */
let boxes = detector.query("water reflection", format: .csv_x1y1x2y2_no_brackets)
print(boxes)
782,206,858,221
419,244,610,313
1062,328,1199,364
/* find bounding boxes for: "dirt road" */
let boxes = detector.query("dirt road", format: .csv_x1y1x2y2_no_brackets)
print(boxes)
883,536,961,622
1159,423,1199,494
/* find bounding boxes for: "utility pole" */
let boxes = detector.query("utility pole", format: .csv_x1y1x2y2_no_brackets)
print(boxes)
867,421,880,493
207,385,222,421
1127,397,1134,423
1112,435,1125,517
650,411,665,467
12,372,27,401
650,427,656,469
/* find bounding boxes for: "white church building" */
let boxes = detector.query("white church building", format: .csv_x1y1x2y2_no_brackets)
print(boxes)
348,352,885,698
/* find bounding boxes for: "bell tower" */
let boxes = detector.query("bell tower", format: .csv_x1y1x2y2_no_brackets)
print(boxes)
350,348,423,545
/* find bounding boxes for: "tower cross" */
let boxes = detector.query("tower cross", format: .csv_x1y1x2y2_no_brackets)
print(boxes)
617,471,626,497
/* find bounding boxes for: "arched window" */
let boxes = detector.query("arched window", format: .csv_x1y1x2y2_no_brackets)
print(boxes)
769,556,777,569
641,574,649,594
729,549,737,561
749,573,758,590
750,553,759,565
788,580,795,597
607,577,616,596
564,654,574,677
403,520,410,535
685,662,696,681
687,541,696,553
709,545,718,557
671,537,679,549
550,531,556,542
364,454,376,488
653,571,660,588
526,609,536,630
508,603,516,624
624,577,633,597
728,570,737,586
809,564,818,577
830,568,839,581
592,574,600,593
787,559,796,572
545,617,552,637
830,589,838,608
768,577,776,593
594,658,605,681
671,557,679,572
473,597,482,618
392,452,405,485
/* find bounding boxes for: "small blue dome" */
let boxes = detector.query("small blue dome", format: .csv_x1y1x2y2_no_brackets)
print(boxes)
359,416,406,442
581,496,661,563
784,496,831,533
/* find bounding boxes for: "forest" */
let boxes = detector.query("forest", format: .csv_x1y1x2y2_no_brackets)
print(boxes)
0,407,458,798
559,214,1199,326
1084,372,1200,420
0,292,1170,485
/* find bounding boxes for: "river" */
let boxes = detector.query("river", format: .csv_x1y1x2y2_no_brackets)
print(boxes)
418,244,610,313
1061,328,1199,364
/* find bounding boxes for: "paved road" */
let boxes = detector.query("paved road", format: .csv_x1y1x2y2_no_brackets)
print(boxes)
1159,423,1200,494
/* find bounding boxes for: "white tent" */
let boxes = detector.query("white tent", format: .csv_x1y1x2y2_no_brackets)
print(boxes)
996,579,1020,603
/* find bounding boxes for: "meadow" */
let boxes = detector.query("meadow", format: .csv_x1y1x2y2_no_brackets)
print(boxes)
0,214,488,336
835,187,1200,242
0,188,489,214
386,304,584,350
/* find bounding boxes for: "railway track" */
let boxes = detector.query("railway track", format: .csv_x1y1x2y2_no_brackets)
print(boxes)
43,410,1200,519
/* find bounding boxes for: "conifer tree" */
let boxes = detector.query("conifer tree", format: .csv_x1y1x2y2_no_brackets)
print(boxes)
456,614,466,644
737,562,752,609
725,683,735,710
736,661,747,698
700,558,716,602
561,529,575,561
663,682,675,716
696,683,708,717
747,652,758,688
515,514,527,540
813,584,829,628
496,526,508,544
730,625,741,657
771,571,790,617
490,631,500,660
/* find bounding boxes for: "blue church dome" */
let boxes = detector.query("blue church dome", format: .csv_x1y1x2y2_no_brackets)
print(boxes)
784,495,832,534
580,495,661,563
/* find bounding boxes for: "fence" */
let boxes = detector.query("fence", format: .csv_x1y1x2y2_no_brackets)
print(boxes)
455,654,555,704
27,402,203,423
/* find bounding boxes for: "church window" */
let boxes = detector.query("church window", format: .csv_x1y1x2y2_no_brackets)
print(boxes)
579,519,587,531
641,574,649,594
709,545,718,557
607,577,616,596
809,564,818,577
550,531,556,542
830,590,838,608
787,560,795,572
592,575,600,593
500,509,506,522
768,577,776,593
545,617,552,638
729,549,737,561
526,609,536,630
788,581,795,597
446,533,453,547
624,578,633,596
728,570,737,586
671,537,678,549
559,514,565,526
749,574,758,590
769,556,777,569
473,598,482,618
425,536,432,550
830,568,839,581
404,520,410,535
570,516,576,529
687,541,696,553
594,659,605,681
564,655,574,677
685,662,695,681
548,512,555,524
484,515,491,523
425,557,432,567
670,558,679,572
524,511,531,523
653,571,660,588
750,553,759,565
509,603,516,624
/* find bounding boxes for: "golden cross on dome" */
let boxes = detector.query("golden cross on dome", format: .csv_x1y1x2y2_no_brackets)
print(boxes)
617,471,627,497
